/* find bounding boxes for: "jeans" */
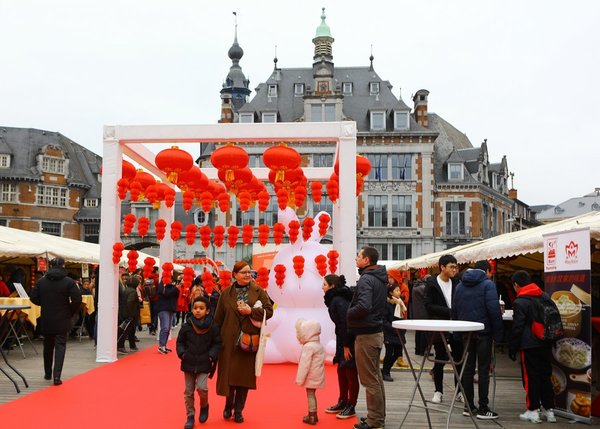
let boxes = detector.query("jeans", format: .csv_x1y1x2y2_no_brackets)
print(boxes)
43,333,68,379
462,334,493,409
184,372,208,417
355,332,385,428
158,311,173,347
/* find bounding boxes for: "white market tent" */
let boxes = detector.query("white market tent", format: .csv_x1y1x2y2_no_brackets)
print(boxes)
392,211,600,271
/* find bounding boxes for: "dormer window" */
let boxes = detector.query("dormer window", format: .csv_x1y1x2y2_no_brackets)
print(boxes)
448,163,464,180
262,112,277,123
239,113,254,123
370,111,386,130
41,156,66,174
310,103,336,122
0,154,10,168
394,112,409,130
369,82,380,95
84,198,99,208
267,84,278,97
342,82,353,95
294,83,305,95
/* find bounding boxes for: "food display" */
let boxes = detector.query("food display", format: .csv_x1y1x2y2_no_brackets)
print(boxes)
551,290,582,337
569,392,591,417
553,293,580,314
550,365,566,395
552,338,591,370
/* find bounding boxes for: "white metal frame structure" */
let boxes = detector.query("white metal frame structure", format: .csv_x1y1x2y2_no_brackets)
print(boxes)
97,122,357,362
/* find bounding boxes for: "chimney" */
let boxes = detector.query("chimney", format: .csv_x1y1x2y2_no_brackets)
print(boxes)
508,189,518,200
413,89,429,127
219,94,233,124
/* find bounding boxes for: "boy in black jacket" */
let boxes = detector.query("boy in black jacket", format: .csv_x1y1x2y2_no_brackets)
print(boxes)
177,296,222,428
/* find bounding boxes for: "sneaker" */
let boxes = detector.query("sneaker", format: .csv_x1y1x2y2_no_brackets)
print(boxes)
158,346,168,354
456,392,464,403
477,407,499,420
519,409,541,423
336,405,356,419
325,400,347,414
395,357,409,368
541,408,556,423
353,421,383,429
431,391,443,403
462,406,478,417
117,347,128,354
382,373,394,382
165,346,173,352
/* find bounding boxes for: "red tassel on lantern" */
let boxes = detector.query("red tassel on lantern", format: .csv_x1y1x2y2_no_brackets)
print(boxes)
219,270,231,289
327,250,339,274
242,224,253,246
288,220,300,244
256,267,269,288
227,225,239,249
302,217,315,241
170,221,183,241
123,213,136,236
258,224,270,246
112,242,125,265
199,226,211,249
137,216,150,238
213,225,225,248
314,254,327,277
273,223,285,245
310,181,322,203
318,213,330,237
185,224,198,246
126,250,139,274
274,264,286,288
155,219,167,241
293,255,305,277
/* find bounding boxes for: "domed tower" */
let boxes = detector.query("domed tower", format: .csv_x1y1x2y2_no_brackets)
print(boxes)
312,7,335,85
219,20,251,123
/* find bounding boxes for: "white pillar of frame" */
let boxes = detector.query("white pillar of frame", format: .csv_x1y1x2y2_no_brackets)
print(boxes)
97,122,357,361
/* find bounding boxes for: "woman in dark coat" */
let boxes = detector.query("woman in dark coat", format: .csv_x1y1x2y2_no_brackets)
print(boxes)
213,261,273,423
322,274,359,419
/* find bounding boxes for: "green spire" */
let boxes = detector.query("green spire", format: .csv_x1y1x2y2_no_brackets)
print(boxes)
314,7,332,38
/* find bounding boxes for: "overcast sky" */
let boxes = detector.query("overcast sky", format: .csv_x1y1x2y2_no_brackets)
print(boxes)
1,0,598,206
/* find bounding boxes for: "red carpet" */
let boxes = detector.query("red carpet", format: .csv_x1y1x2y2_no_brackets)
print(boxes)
0,340,353,429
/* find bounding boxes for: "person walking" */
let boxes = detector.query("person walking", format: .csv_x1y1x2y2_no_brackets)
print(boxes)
117,275,140,354
322,274,359,419
295,319,326,425
452,260,503,419
347,246,388,429
30,257,82,385
177,296,222,428
156,279,179,354
381,281,407,382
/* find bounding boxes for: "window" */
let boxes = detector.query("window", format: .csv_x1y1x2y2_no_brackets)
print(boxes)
446,202,466,236
260,195,279,226
394,111,409,130
262,112,277,123
194,210,208,227
369,82,380,95
84,198,98,208
267,84,277,97
392,244,412,260
366,154,388,180
391,154,412,180
0,183,17,202
0,154,10,168
448,163,463,180
236,206,256,227
130,205,158,234
41,221,61,236
83,224,100,243
0,219,7,226
368,195,388,227
41,156,66,174
294,83,305,95
248,154,265,168
370,111,385,130
37,186,67,207
312,193,334,215
310,103,336,122
239,113,254,123
342,82,353,95
391,195,412,227
369,243,388,260
313,154,333,167
234,243,253,263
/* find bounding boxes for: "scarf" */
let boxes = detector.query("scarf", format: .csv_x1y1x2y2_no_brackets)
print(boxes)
388,296,406,319
190,314,214,334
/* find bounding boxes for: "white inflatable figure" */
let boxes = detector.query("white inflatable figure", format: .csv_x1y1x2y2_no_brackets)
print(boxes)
264,208,337,363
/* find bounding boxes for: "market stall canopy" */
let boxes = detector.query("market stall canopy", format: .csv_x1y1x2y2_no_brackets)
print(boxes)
0,225,177,269
392,211,600,270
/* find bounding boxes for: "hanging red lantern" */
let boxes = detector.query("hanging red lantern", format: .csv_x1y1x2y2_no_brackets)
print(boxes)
126,250,139,274
117,178,129,200
256,267,269,289
123,213,136,236
326,173,339,203
199,191,213,212
182,190,194,212
185,224,198,246
274,264,286,288
143,257,156,280
257,190,270,212
276,188,289,210
155,219,167,240
213,225,225,248
356,154,371,178
227,225,239,249
177,165,208,192
199,226,211,249
327,250,339,274
161,262,174,285
122,159,137,181
356,176,365,196
145,184,158,206
155,146,194,184
162,185,176,208
294,184,307,208
182,266,195,290
217,191,230,213
218,167,253,194
241,224,254,246
273,223,285,245
293,255,305,277
219,270,231,289
314,254,327,277
137,216,150,238
201,270,214,295
238,190,252,212
318,213,330,236
210,144,249,183
258,224,270,246
263,144,301,182
288,220,300,244
302,217,315,241
131,169,156,200
310,181,322,203
170,221,183,241
112,242,125,265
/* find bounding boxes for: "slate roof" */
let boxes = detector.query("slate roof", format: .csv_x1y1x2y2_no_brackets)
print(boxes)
536,193,600,221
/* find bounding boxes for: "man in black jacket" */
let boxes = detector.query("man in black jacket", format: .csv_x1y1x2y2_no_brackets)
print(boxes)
347,246,388,429
30,257,81,385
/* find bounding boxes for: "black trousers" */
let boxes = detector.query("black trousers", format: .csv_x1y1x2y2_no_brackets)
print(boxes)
521,346,554,411
432,334,463,394
43,333,68,379
382,343,403,375
226,386,249,412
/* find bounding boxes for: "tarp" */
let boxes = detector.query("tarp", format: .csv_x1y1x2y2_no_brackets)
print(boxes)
392,211,600,270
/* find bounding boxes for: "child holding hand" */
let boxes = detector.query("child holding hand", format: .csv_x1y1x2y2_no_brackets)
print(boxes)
295,319,326,425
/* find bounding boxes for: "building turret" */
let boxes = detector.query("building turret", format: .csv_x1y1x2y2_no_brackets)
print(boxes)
413,89,429,127
219,20,251,122
312,8,334,81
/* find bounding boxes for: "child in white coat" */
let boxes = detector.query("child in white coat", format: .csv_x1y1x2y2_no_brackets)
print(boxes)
295,319,326,425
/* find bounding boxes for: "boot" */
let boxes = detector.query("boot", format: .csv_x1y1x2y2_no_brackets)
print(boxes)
184,415,194,429
302,411,318,425
199,405,209,423
395,356,409,368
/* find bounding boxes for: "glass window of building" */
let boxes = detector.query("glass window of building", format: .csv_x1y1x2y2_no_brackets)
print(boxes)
84,224,100,243
392,244,412,260
366,154,388,180
369,82,380,95
342,82,353,95
239,113,254,123
294,83,305,95
41,221,61,236
448,163,463,180
391,195,412,227
262,112,277,123
369,243,388,260
37,186,67,207
41,156,66,174
0,154,10,168
446,201,466,235
394,111,409,130
0,183,17,202
370,111,385,130
313,154,333,167
368,195,388,227
268,84,278,97
260,195,279,226
391,154,412,180
311,103,336,122
312,193,334,215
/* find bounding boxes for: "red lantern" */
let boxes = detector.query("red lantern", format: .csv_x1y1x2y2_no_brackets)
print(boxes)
293,255,305,277
310,182,322,203
145,184,158,206
314,254,327,277
177,165,208,192
199,191,213,212
143,257,156,280
137,216,150,238
273,223,285,245
199,226,211,249
242,224,253,246
117,178,129,200
263,144,301,182
123,213,136,236
217,191,230,213
318,213,330,236
293,185,307,209
131,169,156,200
155,219,167,241
258,224,270,246
201,270,214,295
122,159,137,181
126,250,139,274
257,190,270,212
112,242,125,265
155,146,194,184
182,190,194,212
327,250,339,274
219,270,231,289
162,262,174,285
129,180,142,202
326,173,339,203
227,225,239,249
274,264,286,288
238,190,252,212
170,221,183,241
218,167,253,194
302,217,315,241
356,154,371,178
185,224,198,246
356,176,365,196
256,267,269,289
288,220,300,244
182,266,195,290
213,225,225,248
276,188,288,210
210,144,249,183
163,186,176,208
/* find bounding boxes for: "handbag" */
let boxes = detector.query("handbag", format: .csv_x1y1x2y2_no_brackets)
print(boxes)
139,300,151,325
238,330,260,352
255,309,269,376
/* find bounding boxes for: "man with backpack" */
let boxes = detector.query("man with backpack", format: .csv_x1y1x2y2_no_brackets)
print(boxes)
508,270,559,423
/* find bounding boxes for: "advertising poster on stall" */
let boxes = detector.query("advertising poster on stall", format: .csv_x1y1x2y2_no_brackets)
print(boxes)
543,228,592,423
